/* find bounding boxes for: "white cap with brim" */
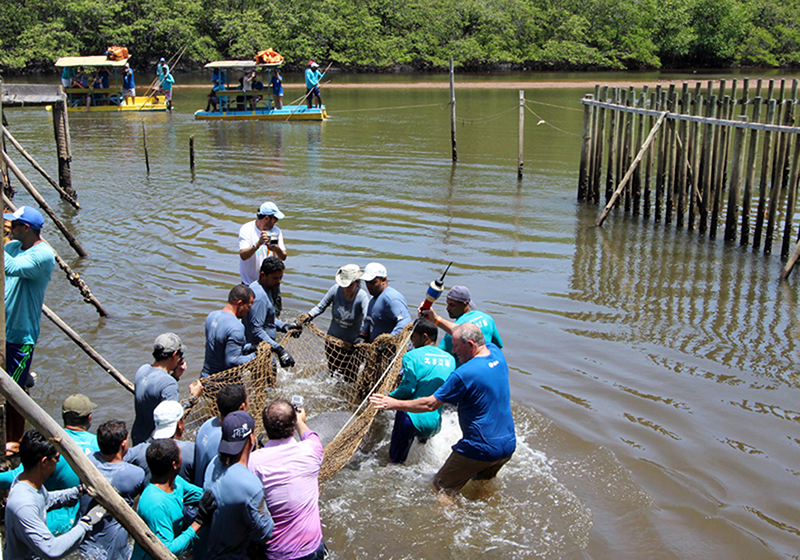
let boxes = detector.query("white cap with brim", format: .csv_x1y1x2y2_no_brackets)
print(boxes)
361,262,387,282
152,401,184,440
258,201,285,220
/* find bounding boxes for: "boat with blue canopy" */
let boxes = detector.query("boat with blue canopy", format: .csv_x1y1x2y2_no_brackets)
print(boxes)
194,60,327,121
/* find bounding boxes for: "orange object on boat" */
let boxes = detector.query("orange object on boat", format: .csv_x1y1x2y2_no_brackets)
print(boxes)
106,46,129,61
254,48,284,64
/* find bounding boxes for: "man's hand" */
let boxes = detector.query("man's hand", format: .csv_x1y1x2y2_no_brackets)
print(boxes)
296,407,307,424
80,504,108,529
273,345,296,368
194,490,218,528
419,307,439,323
281,323,302,337
296,313,312,326
369,393,394,410
257,229,270,248
173,358,188,378
189,379,203,399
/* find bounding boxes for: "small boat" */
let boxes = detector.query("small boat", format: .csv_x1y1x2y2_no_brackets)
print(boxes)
194,60,327,121
55,55,167,112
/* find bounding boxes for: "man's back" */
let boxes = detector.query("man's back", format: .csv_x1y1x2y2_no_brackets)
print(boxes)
4,240,55,345
433,343,516,461
440,309,503,364
202,309,253,377
193,417,222,486
196,458,274,560
244,280,281,347
131,365,179,445
249,432,323,560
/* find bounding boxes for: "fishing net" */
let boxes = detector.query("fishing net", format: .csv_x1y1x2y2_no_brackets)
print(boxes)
183,319,413,483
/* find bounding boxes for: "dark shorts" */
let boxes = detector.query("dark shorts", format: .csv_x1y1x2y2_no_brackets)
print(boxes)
6,343,35,387
389,410,425,464
433,450,512,494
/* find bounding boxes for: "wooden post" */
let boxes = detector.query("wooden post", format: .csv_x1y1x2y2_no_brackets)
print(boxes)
142,119,150,175
622,89,634,212
687,92,702,230
605,88,619,204
632,90,646,215
596,111,668,227
781,132,800,259
0,76,8,200
449,58,457,162
699,94,717,234
665,93,678,225
52,93,77,201
780,240,800,280
0,368,175,560
189,135,195,172
655,90,668,222
518,90,524,179
740,97,762,246
643,91,656,219
724,116,747,241
753,99,776,250
2,127,80,209
592,86,607,204
3,153,88,257
764,101,791,255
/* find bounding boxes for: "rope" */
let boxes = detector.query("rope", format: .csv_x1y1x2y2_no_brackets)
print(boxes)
527,98,583,112
335,102,445,114
330,324,416,443
524,103,581,137
455,104,518,125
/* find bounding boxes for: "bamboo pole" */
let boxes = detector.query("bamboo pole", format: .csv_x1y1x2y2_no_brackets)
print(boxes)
699,94,717,234
142,119,150,175
52,94,77,201
676,92,689,228
614,89,627,206
0,368,174,560
724,116,747,241
605,88,619,203
3,152,88,257
710,97,730,238
781,132,800,259
518,90,524,179
687,92,702,230
643,91,656,219
3,194,107,317
753,99,777,250
780,240,800,280
449,58,457,162
2,126,80,209
740,97,762,246
622,89,634,212
592,86,607,204
655,91,668,222
764,101,791,255
665,93,678,225
596,111,668,227
632,90,646,215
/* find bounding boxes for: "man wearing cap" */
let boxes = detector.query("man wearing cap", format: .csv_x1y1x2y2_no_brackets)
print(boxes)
421,285,503,366
244,256,299,370
239,201,287,286
82,420,147,560
249,399,325,560
126,401,195,483
196,410,274,560
202,284,257,377
193,384,248,486
370,323,516,497
386,319,455,464
122,63,135,105
304,61,324,109
132,333,201,445
360,262,412,343
0,394,100,534
3,205,55,454
297,263,369,381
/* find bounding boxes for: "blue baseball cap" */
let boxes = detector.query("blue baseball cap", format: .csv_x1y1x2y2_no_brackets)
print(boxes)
257,202,285,220
3,206,44,230
219,411,255,455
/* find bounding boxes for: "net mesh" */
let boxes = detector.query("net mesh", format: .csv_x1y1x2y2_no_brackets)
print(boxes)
184,320,413,483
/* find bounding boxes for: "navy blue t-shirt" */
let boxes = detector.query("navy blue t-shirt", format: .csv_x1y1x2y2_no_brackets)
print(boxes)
433,343,516,461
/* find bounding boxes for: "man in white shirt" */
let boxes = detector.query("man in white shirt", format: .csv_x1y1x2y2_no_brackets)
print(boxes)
238,202,287,286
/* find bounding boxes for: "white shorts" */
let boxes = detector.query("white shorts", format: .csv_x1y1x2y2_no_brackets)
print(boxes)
123,88,135,97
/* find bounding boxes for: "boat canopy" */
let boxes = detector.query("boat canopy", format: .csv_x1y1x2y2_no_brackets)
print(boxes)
204,60,281,69
56,56,129,68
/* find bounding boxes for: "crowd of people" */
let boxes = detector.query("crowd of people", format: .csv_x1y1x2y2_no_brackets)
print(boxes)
2,200,517,557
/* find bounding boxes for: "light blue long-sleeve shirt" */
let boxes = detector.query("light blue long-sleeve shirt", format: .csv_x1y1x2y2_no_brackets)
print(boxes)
202,310,255,377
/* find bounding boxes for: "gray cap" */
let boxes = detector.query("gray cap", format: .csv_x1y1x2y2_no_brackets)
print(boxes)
446,285,472,304
154,333,186,355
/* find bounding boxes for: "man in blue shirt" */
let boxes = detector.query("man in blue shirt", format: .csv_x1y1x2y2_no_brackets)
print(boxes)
201,284,256,377
122,63,135,105
270,68,284,109
370,323,516,496
196,411,274,560
304,61,324,109
387,319,455,464
244,257,299,371
3,206,55,454
193,384,249,486
421,285,503,366
360,262,412,343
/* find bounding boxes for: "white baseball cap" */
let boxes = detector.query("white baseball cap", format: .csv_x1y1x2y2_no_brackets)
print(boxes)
152,401,184,439
361,262,387,282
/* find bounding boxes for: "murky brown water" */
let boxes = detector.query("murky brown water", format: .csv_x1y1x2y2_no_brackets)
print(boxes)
4,71,800,559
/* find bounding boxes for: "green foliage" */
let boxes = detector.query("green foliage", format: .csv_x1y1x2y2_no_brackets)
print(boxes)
2,0,800,72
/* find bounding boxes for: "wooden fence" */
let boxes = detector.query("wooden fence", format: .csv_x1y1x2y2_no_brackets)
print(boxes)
579,79,800,260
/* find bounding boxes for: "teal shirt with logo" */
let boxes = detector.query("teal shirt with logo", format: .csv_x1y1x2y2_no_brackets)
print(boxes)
440,310,503,366
389,345,455,437
4,240,55,345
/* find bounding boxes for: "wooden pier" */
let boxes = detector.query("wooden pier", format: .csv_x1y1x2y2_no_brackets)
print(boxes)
579,79,800,262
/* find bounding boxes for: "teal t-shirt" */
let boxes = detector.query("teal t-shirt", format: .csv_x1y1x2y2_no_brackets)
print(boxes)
440,310,503,366
5,241,56,345
131,476,203,560
389,345,455,437
0,429,98,535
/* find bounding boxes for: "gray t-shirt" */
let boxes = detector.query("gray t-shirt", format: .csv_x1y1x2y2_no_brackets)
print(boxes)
80,453,147,559
193,417,222,487
202,310,255,377
309,284,370,343
131,364,179,445
4,480,86,559
125,439,195,484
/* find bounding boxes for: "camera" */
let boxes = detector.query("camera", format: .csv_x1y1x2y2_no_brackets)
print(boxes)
268,232,279,245
291,395,304,412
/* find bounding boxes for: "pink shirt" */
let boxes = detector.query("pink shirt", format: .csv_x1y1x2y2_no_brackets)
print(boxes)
248,431,324,560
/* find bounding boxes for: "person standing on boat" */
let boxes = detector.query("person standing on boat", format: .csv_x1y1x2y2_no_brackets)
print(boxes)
420,285,503,366
238,201,287,285
123,63,136,105
304,61,324,109
270,68,284,110
60,65,74,88
97,66,110,89
160,69,175,111
206,80,223,112
243,257,299,369
201,284,257,377
3,206,55,456
370,323,516,497
156,57,168,79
